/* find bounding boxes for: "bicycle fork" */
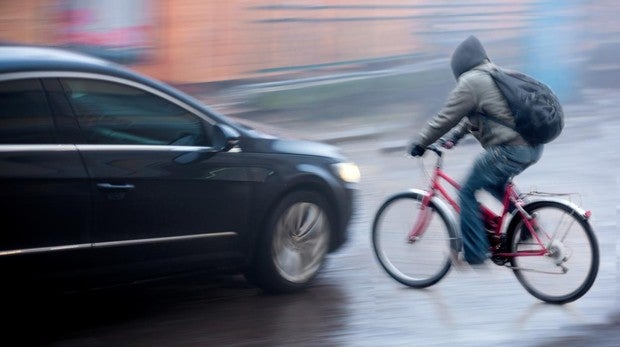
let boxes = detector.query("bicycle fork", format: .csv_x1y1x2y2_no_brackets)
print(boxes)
407,194,434,243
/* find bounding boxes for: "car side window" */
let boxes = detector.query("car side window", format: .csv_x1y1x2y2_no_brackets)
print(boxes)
62,78,208,146
0,79,56,144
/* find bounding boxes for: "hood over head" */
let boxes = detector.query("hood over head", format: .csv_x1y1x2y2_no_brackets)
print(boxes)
450,35,489,79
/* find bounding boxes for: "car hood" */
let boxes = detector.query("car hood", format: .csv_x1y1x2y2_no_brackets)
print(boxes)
228,116,345,160
270,138,345,159
239,136,344,160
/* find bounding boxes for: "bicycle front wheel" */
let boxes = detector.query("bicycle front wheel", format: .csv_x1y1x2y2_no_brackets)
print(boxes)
508,200,599,304
372,191,455,288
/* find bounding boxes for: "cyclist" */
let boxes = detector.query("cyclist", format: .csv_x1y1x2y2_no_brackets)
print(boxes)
408,35,544,266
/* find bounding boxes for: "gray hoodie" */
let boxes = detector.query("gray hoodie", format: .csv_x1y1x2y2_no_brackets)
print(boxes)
415,36,527,149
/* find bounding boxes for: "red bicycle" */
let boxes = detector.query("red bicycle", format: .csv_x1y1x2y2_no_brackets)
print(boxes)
371,144,599,304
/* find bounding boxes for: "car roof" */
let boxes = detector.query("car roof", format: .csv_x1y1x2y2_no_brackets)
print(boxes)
0,45,136,75
0,45,175,95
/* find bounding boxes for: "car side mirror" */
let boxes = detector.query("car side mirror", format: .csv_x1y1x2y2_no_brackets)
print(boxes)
211,123,240,152
174,123,240,164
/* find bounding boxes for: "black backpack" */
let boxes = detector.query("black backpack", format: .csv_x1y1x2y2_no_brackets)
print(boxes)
489,68,564,145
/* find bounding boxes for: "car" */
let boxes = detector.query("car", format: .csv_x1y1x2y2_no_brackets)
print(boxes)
0,46,359,293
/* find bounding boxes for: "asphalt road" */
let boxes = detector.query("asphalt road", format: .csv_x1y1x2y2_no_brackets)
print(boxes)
12,83,618,347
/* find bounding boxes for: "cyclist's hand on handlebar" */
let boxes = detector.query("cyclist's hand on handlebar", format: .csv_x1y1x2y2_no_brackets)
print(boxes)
408,143,426,157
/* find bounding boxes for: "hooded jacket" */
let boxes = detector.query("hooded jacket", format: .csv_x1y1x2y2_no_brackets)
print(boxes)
415,36,527,149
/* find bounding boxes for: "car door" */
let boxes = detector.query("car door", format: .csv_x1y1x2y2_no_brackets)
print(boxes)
60,77,252,271
0,78,92,278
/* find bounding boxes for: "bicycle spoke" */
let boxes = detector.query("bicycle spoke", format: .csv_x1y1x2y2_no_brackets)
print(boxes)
544,208,571,243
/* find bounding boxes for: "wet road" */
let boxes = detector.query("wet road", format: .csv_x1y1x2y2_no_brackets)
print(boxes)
16,84,619,347
12,1,620,346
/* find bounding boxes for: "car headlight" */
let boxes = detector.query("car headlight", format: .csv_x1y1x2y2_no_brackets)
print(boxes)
332,162,361,183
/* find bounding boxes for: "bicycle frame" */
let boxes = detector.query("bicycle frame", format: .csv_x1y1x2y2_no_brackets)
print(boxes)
407,147,548,258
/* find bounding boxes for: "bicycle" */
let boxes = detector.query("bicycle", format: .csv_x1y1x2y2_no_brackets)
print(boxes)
371,144,599,304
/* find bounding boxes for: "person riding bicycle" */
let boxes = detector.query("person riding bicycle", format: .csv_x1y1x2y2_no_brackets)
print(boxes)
408,35,544,266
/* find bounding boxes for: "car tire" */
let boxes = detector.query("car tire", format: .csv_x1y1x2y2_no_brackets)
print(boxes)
251,190,332,293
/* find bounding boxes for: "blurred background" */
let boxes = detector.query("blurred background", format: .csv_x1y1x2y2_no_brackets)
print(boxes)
2,0,617,121
4,1,594,83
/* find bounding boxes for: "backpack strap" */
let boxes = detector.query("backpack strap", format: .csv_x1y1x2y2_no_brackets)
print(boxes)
479,67,519,130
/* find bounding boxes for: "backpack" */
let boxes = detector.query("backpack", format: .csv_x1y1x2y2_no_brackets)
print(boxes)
488,67,564,145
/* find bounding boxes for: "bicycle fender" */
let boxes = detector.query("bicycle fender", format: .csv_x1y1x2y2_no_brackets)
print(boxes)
506,198,592,240
406,189,462,252
537,198,590,219
508,198,591,224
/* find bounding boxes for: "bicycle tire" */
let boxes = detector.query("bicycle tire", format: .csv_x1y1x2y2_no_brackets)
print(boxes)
506,200,599,304
372,191,456,288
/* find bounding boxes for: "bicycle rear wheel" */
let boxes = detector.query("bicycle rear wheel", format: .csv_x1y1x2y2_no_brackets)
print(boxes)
507,200,599,304
372,191,455,288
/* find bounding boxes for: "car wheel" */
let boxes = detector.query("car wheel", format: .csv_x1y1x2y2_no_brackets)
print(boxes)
252,190,331,293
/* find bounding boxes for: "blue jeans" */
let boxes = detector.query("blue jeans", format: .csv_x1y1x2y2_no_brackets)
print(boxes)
459,144,544,264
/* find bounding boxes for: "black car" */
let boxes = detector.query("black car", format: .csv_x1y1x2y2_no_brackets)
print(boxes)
0,46,359,293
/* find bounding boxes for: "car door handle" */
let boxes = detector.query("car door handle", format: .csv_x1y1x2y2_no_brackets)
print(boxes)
96,183,135,190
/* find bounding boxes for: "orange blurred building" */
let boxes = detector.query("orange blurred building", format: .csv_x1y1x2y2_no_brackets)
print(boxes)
0,1,429,84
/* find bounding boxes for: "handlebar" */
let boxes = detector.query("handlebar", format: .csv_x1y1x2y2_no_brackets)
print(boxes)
408,139,451,160
426,144,443,157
